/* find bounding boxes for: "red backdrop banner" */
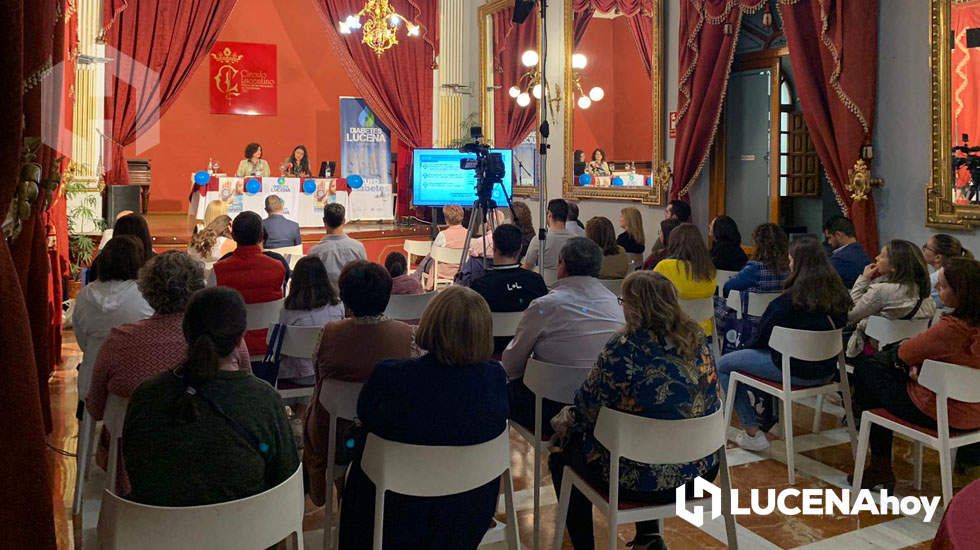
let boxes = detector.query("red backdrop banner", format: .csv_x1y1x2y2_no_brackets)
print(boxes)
209,41,278,115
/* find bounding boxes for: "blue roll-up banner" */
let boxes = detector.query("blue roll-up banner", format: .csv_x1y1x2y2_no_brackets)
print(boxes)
340,97,394,220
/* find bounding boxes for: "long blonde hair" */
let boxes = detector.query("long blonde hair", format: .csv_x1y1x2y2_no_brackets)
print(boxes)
203,200,228,227
621,207,645,246
416,286,493,366
621,271,704,359
190,215,232,257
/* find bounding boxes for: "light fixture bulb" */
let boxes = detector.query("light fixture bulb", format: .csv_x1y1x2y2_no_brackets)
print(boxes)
521,50,539,68
407,24,420,36
577,96,592,109
532,84,541,99
517,92,532,107
509,86,521,98
572,53,588,70
588,86,605,101
389,15,401,26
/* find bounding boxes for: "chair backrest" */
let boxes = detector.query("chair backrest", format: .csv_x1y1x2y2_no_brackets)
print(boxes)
492,311,524,338
768,327,843,362
103,394,129,438
266,244,304,258
270,324,322,359
679,297,714,326
98,465,305,550
384,291,436,321
918,360,980,404
431,245,464,264
404,239,432,258
284,253,302,270
360,428,510,498
594,407,725,465
245,299,284,331
541,268,558,286
864,316,930,346
524,359,591,404
318,378,364,421
716,269,739,288
599,278,624,296
725,290,778,317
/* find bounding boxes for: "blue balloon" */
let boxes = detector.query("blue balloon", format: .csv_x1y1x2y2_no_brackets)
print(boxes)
194,170,211,186
302,179,317,194
612,176,624,186
245,178,262,194
579,173,592,186
348,175,364,189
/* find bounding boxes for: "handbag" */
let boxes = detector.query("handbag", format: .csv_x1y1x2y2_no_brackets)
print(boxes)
252,322,286,387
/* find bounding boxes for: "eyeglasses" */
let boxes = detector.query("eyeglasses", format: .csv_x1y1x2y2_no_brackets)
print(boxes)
922,243,937,253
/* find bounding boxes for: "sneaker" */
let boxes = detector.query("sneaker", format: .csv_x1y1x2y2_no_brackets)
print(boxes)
734,430,770,452
627,535,667,550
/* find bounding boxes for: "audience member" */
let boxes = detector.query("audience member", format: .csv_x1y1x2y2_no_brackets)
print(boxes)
524,199,573,272
643,217,681,269
74,236,153,409
823,215,871,288
654,223,717,333
303,261,417,506
708,215,748,272
123,287,298,506
550,271,720,550
511,201,536,260
87,252,250,491
457,210,507,287
385,251,424,295
262,194,301,249
846,240,936,357
503,237,624,435
308,203,368,287
338,286,507,549
585,216,629,279
722,223,790,298
922,234,973,308
617,207,646,255
666,199,692,223
718,237,852,451
278,257,344,387
89,212,156,282
187,214,235,264
429,204,468,283
96,209,133,251
202,199,228,227
566,201,586,236
850,257,980,489
209,211,287,357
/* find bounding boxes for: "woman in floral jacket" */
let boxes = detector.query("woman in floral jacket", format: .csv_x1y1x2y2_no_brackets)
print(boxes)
550,270,721,550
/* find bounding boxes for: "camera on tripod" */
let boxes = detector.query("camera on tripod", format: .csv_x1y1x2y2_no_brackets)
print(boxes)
458,126,506,207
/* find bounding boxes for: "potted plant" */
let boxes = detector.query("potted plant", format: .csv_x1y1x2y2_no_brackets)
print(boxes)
65,179,104,298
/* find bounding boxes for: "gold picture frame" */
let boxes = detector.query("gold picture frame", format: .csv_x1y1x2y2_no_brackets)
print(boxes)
562,0,666,205
928,0,980,229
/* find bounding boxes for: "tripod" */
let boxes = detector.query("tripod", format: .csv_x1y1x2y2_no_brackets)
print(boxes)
458,180,517,273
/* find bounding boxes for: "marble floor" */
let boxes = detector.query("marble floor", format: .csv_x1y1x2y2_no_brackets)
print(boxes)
49,332,973,549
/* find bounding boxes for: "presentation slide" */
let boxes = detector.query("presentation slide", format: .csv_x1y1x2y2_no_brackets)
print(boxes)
412,149,514,207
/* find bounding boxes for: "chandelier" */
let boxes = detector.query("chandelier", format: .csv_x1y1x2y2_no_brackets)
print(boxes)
508,51,604,109
339,0,421,56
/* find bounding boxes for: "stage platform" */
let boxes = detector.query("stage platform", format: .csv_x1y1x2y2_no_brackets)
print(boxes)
145,213,433,264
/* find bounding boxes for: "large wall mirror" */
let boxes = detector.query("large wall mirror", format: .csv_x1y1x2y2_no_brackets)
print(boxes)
929,0,980,229
562,0,665,204
480,0,541,197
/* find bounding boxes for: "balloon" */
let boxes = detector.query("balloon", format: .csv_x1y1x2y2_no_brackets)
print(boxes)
348,175,364,189
612,176,624,186
579,173,592,186
302,179,317,194
245,178,262,194
194,170,210,186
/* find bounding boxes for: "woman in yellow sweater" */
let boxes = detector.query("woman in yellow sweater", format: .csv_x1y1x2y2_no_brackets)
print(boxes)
653,223,717,333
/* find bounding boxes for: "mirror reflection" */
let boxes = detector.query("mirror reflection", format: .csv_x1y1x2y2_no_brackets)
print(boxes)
951,0,980,206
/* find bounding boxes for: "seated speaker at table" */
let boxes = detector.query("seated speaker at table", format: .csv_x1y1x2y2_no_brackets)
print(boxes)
586,147,611,177
282,144,312,178
235,142,271,177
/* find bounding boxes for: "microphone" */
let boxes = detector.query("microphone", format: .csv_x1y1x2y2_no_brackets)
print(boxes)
514,155,533,180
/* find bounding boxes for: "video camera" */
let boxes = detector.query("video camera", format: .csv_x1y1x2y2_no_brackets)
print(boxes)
458,126,506,207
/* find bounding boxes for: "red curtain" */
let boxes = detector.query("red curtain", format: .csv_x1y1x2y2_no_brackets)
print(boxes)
951,3,980,147
574,8,594,47
0,0,60,545
102,0,237,185
493,5,538,148
572,0,652,73
671,0,765,201
314,0,438,217
780,0,880,253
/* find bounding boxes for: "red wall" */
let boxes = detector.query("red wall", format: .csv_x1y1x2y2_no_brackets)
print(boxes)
572,17,652,163
126,0,361,212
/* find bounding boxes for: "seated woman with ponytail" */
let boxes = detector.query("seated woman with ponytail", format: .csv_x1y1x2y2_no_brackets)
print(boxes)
123,287,299,506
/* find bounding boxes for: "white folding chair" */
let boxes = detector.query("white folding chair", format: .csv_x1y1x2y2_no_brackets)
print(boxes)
541,268,558,287
429,246,464,290
715,269,739,295
73,409,98,514
679,297,720,358
552,407,738,550
403,239,432,263
491,311,524,339
384,292,436,322
723,327,858,485
852,360,980,507
360,428,520,550
510,359,591,549
103,394,129,494
98,464,305,549
318,379,364,550
599,278,624,296
724,290,778,319
245,299,284,360
285,253,303,270
267,244,304,259
268,324,322,400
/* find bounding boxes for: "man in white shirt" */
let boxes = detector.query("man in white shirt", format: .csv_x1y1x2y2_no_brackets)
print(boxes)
502,237,625,434
523,198,574,272
307,203,367,287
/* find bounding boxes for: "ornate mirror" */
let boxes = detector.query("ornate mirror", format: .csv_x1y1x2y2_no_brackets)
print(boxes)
929,0,980,229
562,0,666,204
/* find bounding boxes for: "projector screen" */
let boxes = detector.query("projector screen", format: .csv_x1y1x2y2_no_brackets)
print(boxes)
412,148,514,207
